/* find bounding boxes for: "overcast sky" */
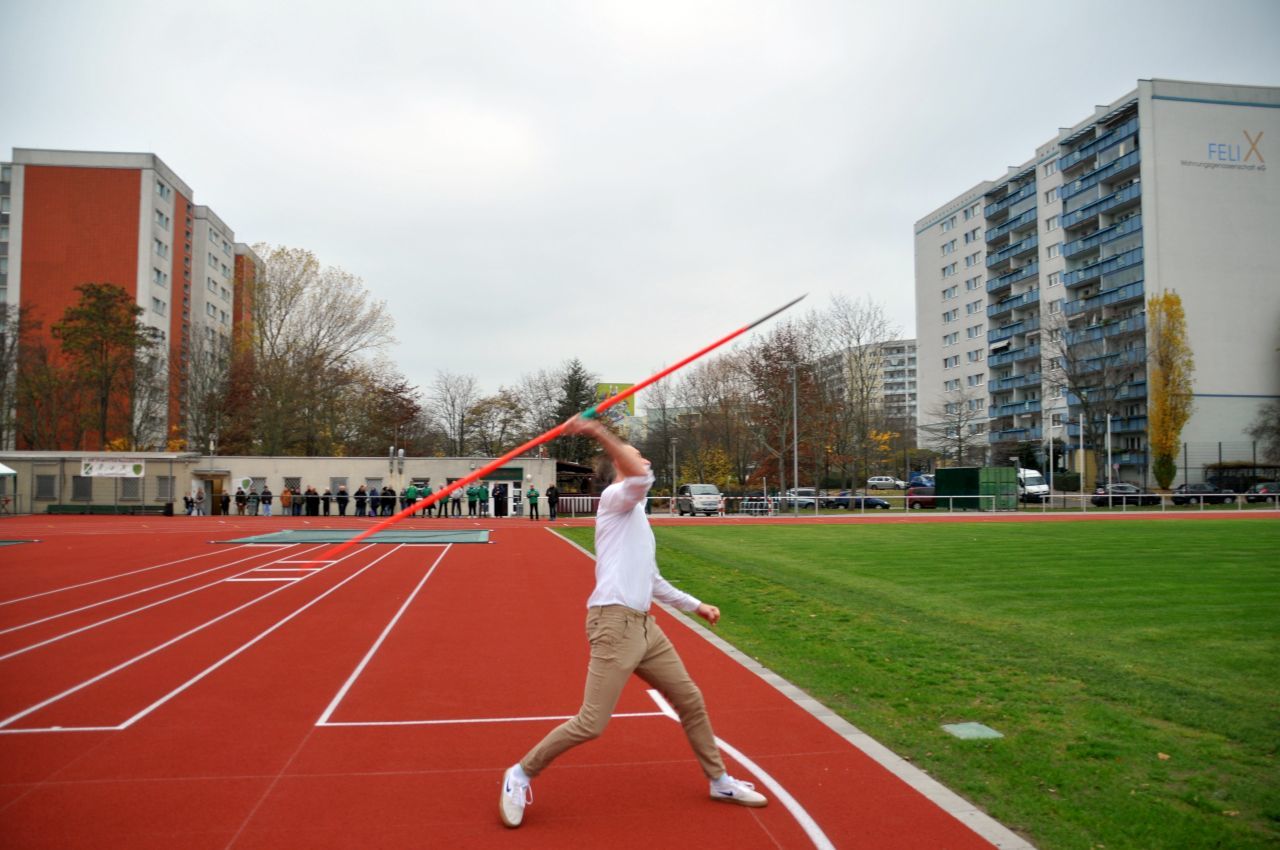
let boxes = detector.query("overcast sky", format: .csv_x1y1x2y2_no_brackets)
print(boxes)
3,0,1278,407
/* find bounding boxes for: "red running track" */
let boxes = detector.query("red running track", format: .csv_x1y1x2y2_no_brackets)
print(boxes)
0,513,1058,849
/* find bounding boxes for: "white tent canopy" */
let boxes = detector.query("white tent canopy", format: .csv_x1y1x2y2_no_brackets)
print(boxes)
0,463,16,476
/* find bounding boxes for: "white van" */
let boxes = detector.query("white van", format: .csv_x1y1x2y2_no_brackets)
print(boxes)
1017,468,1050,503
677,483,722,516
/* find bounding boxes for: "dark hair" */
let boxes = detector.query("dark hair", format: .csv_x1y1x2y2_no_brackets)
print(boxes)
594,452,615,487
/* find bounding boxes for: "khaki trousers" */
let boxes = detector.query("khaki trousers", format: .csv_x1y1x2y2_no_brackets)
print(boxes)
520,605,726,779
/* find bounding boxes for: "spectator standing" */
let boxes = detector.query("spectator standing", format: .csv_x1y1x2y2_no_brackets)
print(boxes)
235,487,247,515
247,488,260,516
527,486,540,521
336,485,350,516
261,485,273,517
354,485,367,517
546,485,559,521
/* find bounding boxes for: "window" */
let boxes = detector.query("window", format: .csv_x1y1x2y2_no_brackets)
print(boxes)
155,181,172,200
152,267,168,286
121,478,141,500
1,197,11,213
945,402,960,414
1046,215,1059,232
944,378,961,391
1044,187,1059,204
942,285,958,300
35,474,57,500
151,297,167,315
221,309,228,324
206,303,217,318
941,215,956,232
967,349,984,363
964,202,980,220
967,324,983,338
943,332,959,346
943,355,960,369
1047,242,1062,259
1,165,10,181
1052,386,1064,398
1048,271,1061,287
967,373,985,387
965,251,981,267
154,238,169,258
942,308,959,323
966,299,983,314
1051,413,1064,426
941,263,957,278
965,276,982,291
964,227,981,243
72,475,93,501
941,240,956,255
208,277,218,292
209,252,219,266
1043,159,1059,176
2,226,10,242
154,210,170,229
1049,299,1064,314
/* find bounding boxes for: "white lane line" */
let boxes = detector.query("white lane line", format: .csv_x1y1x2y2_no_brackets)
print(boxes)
315,546,452,725
0,544,265,607
225,577,302,583
319,711,665,728
646,690,836,850
0,545,330,661
0,544,375,730
115,544,405,730
0,546,309,636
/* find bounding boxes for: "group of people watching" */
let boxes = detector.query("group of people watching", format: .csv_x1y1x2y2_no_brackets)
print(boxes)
222,481,559,519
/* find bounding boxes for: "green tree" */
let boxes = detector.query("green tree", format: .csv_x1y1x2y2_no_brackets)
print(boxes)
51,283,162,448
1147,291,1195,488
550,358,598,465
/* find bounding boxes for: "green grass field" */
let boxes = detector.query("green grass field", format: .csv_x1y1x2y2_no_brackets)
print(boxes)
559,518,1280,850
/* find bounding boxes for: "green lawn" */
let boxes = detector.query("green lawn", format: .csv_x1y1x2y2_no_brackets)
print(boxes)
559,519,1280,850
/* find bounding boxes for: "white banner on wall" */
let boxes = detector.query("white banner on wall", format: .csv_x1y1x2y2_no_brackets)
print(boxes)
82,459,146,478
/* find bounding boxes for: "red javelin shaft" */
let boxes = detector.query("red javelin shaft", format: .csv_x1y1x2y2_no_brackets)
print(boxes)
319,293,806,559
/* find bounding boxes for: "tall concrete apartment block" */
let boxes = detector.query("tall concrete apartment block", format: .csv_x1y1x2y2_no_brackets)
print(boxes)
0,149,263,450
816,339,919,438
914,79,1280,483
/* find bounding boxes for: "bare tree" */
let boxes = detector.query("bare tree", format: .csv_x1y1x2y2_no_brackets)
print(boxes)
920,385,988,466
0,305,35,450
429,371,480,456
739,321,815,495
468,388,525,457
250,244,395,455
184,331,232,454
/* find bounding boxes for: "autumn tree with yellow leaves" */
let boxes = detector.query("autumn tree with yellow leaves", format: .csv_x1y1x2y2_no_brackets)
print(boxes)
1146,291,1195,488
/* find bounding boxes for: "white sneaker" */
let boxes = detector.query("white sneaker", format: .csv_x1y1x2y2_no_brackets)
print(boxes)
710,775,768,807
499,766,532,828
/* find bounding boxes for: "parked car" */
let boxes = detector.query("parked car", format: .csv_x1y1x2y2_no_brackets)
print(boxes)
676,483,722,516
783,488,817,509
906,486,936,509
867,476,907,490
1091,483,1161,507
1171,483,1237,505
908,473,935,488
829,490,892,510
1244,482,1280,504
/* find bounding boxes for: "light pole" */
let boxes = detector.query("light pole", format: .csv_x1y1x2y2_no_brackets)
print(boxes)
790,362,799,516
670,436,678,500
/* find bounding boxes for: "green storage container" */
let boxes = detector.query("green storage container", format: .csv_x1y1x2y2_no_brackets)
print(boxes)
935,467,1017,511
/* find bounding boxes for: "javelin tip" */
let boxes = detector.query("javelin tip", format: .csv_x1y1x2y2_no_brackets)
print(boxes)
746,293,808,331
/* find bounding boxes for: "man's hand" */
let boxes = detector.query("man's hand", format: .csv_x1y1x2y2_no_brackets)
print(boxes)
563,415,605,438
696,603,721,626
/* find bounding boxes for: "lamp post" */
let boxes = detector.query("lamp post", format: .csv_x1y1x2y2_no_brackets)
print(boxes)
790,362,799,516
670,436,678,503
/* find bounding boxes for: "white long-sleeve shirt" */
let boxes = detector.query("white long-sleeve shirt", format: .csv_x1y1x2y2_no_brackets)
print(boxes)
585,470,701,613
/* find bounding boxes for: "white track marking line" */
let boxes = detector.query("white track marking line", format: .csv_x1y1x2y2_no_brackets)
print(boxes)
316,546,451,725
0,544,377,730
0,545,330,660
225,577,302,583
319,711,664,727
647,690,836,850
0,544,269,607
116,544,406,730
0,546,323,636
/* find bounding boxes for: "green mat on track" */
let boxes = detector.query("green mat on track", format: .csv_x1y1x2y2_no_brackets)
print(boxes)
220,529,490,545
0,540,35,546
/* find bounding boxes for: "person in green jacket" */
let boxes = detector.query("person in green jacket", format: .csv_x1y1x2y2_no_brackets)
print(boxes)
527,486,540,521
479,484,490,517
420,481,434,517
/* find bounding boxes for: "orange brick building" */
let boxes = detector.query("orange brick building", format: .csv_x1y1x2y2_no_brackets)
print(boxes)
0,149,261,450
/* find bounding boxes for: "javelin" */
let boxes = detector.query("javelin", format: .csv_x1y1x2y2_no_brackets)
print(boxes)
320,293,806,558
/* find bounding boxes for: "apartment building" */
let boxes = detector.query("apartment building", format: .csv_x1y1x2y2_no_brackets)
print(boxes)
815,338,919,438
0,149,262,450
915,79,1279,483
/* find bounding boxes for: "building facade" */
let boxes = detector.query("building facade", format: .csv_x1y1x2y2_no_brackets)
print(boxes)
915,79,1280,484
0,148,261,450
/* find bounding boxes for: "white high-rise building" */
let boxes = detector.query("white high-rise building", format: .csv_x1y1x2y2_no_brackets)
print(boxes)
914,79,1279,483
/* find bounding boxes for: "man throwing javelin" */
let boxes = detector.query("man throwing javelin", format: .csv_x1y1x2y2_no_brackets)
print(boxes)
499,415,766,828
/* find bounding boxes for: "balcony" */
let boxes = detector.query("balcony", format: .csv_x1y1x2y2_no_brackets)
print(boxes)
1064,314,1146,346
986,233,1038,272
989,425,1043,444
1062,182,1142,231
989,316,1041,344
1063,280,1145,318
988,343,1040,368
989,371,1042,392
989,399,1043,418
1074,345,1148,375
986,261,1039,295
985,208,1038,246
1058,115,1139,174
1064,247,1144,288
1063,214,1142,260
1060,149,1141,203
984,182,1036,220
988,287,1040,320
